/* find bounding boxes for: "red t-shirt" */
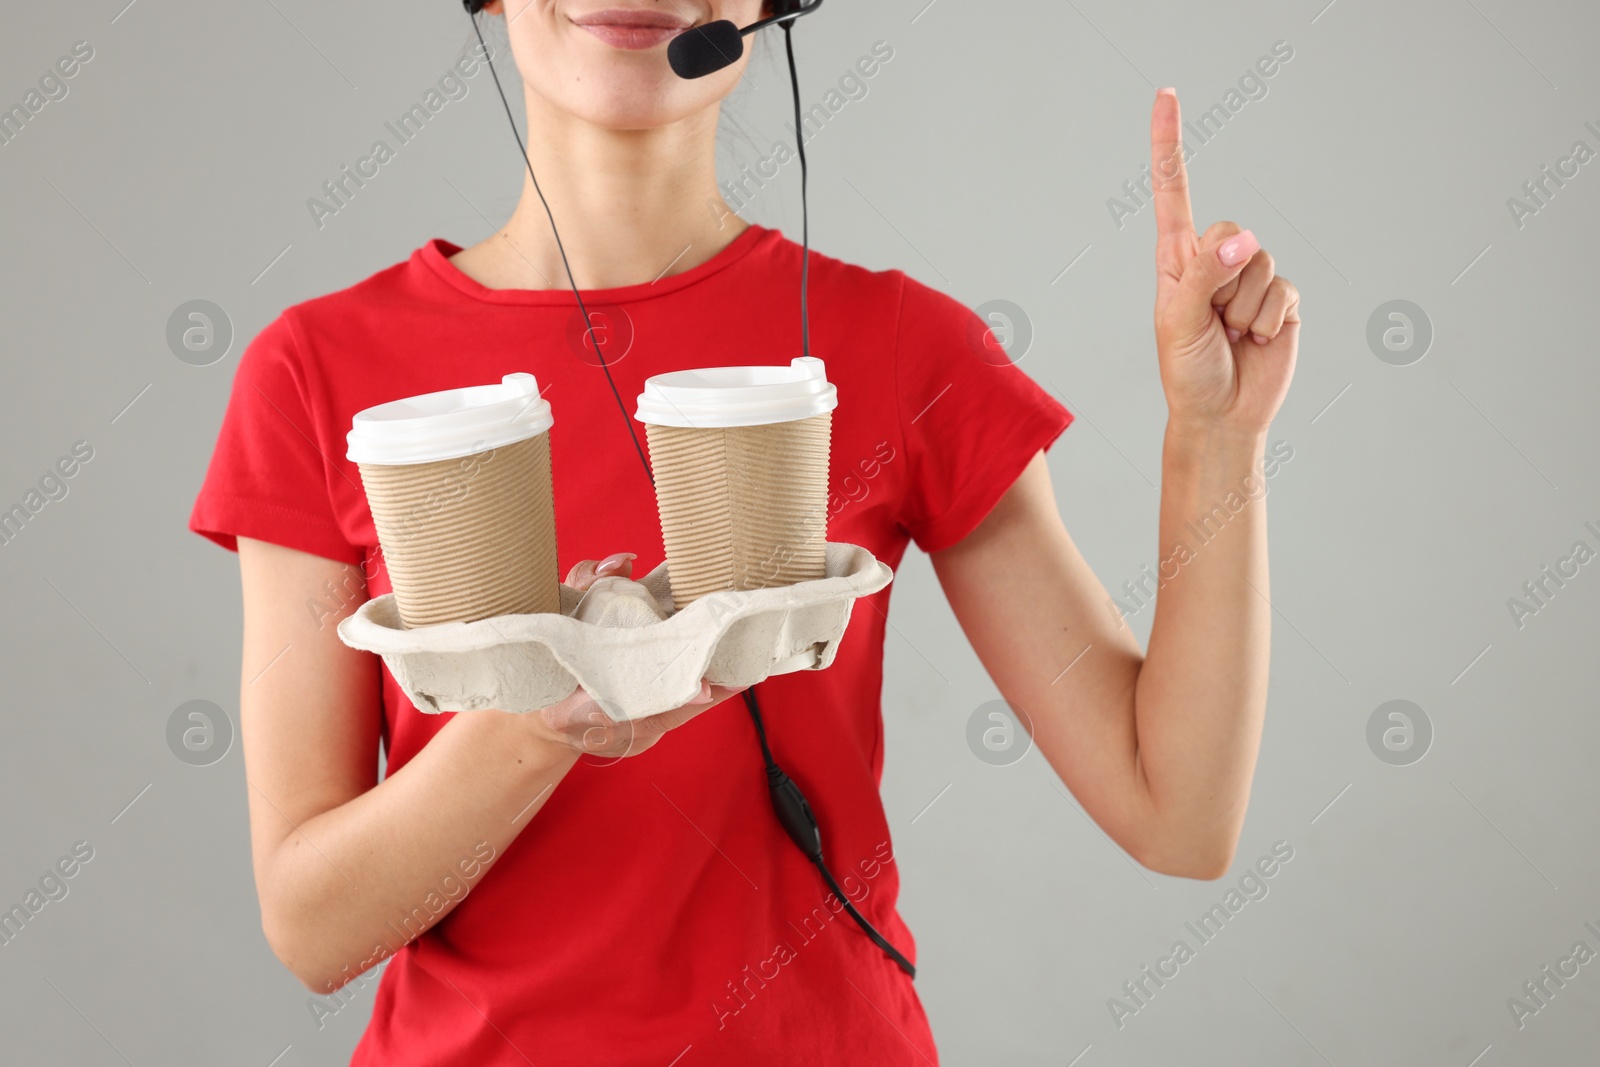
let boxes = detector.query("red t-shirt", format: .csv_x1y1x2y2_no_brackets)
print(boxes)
190,223,1072,1065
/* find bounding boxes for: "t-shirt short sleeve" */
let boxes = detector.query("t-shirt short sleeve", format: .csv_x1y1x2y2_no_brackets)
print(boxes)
893,275,1074,554
189,311,361,566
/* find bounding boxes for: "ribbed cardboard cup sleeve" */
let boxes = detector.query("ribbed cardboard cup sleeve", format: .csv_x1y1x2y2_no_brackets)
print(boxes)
646,412,831,608
358,432,560,628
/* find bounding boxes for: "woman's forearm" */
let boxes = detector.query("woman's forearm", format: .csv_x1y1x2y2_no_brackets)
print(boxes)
258,711,578,993
1131,419,1273,876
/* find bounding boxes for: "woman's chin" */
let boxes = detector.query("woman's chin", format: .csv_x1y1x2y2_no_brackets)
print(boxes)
550,79,723,131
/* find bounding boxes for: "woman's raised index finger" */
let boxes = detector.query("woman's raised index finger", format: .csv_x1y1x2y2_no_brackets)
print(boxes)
1150,88,1195,245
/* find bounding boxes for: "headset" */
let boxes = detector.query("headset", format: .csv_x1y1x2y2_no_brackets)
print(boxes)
460,1,914,979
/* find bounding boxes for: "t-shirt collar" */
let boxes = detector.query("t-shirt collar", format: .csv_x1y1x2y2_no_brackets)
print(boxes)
415,222,772,306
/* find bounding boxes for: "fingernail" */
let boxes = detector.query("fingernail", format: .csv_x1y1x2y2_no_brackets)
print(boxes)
1218,229,1258,268
1226,326,1243,344
1157,86,1176,98
688,680,714,704
1251,332,1270,345
595,552,636,576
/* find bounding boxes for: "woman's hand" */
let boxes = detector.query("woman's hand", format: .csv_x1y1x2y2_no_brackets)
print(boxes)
1149,88,1299,437
524,552,747,759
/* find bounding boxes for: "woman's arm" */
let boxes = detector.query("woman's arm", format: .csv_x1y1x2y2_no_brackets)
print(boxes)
238,536,578,993
931,437,1268,880
929,89,1298,880
238,538,738,993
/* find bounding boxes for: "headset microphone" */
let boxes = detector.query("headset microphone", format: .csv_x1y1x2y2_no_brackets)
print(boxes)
462,0,914,981
667,0,824,80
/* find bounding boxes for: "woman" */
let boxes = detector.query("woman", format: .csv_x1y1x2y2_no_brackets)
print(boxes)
190,2,1299,1063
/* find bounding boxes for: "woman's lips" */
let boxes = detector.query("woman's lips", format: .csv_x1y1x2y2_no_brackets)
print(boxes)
571,10,692,50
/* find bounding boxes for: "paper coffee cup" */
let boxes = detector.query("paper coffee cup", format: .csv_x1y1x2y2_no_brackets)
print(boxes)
635,357,837,608
346,373,559,629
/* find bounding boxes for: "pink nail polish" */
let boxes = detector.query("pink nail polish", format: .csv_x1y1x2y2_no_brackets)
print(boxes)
1218,230,1259,268
595,551,636,576
1226,326,1242,344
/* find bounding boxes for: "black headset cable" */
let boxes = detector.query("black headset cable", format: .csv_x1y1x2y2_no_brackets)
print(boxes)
467,3,913,980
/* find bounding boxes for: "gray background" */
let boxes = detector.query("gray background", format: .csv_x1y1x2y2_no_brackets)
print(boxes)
2,0,1597,1064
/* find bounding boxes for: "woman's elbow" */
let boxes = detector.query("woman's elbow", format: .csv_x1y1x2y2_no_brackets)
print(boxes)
260,899,360,995
1129,833,1238,881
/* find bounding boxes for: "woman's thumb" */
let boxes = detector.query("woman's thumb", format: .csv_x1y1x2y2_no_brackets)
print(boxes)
1172,229,1259,337
565,552,636,590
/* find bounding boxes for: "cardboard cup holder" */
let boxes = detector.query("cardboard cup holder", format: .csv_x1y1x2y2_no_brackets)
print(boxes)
336,542,892,722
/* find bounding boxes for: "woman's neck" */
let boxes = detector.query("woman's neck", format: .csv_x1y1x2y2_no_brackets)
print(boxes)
453,87,747,291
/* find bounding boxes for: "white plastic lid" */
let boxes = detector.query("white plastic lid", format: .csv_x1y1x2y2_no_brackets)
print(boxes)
634,357,838,428
345,372,553,465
